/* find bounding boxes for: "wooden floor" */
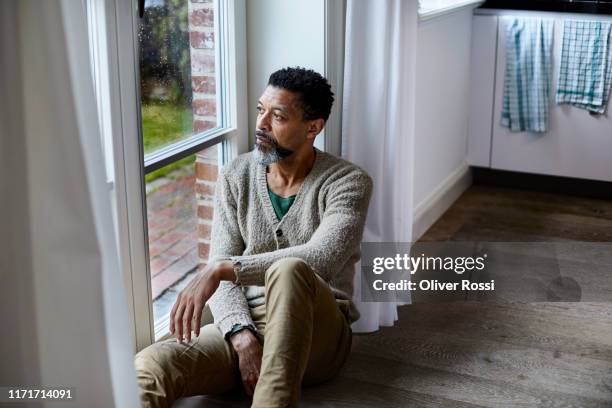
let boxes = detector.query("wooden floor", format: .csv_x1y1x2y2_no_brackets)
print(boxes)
175,185,612,407
419,185,612,243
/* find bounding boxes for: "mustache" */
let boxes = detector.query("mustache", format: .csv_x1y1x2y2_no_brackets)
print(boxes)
255,130,277,144
255,131,277,145
254,131,294,158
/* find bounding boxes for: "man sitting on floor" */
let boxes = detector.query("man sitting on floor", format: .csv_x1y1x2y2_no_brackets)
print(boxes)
134,67,373,408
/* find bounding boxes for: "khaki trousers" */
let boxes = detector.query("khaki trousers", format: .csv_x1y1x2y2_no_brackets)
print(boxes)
134,257,353,408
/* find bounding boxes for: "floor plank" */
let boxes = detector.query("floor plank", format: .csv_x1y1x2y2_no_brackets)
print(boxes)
342,352,608,408
352,304,612,402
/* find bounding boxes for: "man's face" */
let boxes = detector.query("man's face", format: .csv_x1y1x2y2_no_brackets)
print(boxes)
254,86,314,165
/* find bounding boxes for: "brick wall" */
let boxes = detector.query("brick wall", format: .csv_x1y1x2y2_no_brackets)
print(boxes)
195,146,217,266
189,0,218,267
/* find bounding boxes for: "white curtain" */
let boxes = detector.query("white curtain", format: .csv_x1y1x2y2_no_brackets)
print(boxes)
0,1,139,406
342,0,418,333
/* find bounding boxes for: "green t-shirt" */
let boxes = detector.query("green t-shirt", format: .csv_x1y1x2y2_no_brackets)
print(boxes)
267,187,296,220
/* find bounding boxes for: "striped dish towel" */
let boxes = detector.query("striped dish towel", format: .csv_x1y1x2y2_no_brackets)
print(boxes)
556,20,612,115
501,17,554,133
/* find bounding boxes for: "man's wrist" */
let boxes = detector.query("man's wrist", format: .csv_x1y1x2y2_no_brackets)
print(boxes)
226,323,256,340
228,325,258,350
214,260,238,282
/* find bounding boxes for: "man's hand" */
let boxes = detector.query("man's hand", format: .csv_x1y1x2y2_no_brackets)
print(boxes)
170,266,217,343
230,330,262,396
169,261,237,343
170,267,219,343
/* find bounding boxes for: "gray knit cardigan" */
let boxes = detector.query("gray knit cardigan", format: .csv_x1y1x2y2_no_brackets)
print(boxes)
207,147,373,337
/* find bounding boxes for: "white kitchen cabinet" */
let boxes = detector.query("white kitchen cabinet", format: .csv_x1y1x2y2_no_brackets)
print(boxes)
468,10,612,182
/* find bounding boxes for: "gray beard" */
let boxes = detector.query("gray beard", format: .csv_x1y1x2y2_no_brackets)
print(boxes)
253,144,283,165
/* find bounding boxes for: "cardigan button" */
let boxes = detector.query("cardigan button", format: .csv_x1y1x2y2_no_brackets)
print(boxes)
276,229,283,237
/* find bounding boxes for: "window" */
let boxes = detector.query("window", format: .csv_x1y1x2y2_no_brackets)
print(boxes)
140,0,228,171
139,0,225,340
147,146,218,338
86,0,247,350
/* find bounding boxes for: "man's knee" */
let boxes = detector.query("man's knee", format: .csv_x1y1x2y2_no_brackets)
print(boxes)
134,344,173,383
265,257,317,292
133,326,238,404
134,346,174,403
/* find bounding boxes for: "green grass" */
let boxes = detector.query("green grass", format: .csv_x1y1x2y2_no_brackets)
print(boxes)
142,103,193,154
142,103,195,183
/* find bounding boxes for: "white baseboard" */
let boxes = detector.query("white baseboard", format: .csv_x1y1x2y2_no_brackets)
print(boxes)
412,162,472,241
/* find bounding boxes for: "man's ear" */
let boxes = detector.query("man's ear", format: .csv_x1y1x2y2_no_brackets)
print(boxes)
306,118,325,139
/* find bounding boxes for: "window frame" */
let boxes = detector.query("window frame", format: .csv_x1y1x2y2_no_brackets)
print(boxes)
87,0,248,352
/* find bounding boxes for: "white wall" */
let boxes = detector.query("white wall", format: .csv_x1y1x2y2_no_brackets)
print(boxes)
246,0,326,149
412,8,475,239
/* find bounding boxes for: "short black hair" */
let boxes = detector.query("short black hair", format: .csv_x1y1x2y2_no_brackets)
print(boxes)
267,67,334,122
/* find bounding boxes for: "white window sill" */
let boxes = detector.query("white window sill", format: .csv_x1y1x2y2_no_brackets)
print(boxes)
419,0,485,22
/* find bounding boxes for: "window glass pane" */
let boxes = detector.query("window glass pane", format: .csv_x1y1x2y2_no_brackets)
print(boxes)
147,145,219,338
139,0,219,155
